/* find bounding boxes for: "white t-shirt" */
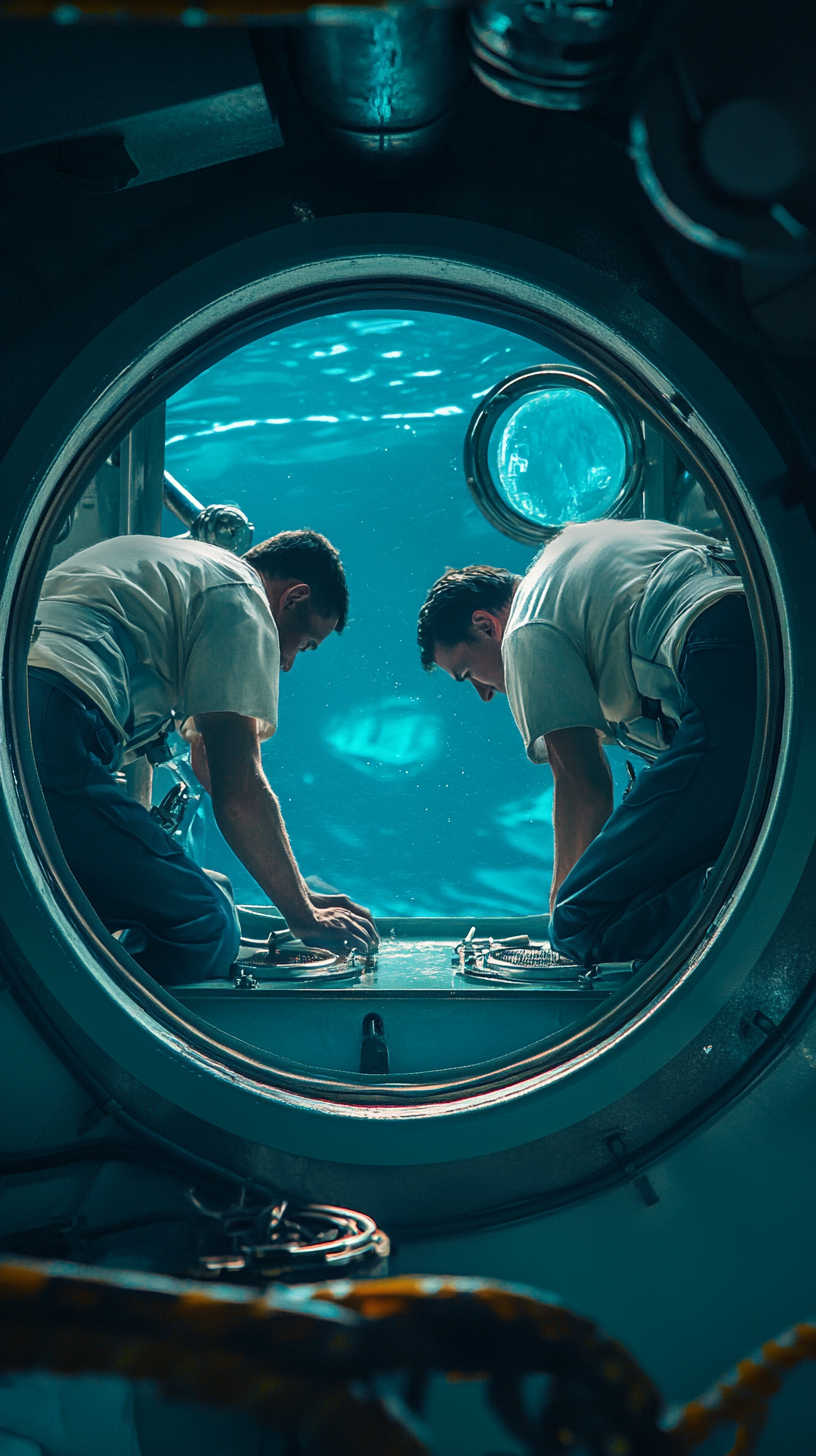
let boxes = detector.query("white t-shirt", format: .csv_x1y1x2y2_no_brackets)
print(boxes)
29,535,280,763
503,519,744,763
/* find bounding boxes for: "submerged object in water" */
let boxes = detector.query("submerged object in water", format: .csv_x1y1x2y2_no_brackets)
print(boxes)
324,697,442,778
494,786,555,860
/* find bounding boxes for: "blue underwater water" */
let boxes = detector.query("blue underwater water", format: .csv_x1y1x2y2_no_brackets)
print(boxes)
164,309,634,917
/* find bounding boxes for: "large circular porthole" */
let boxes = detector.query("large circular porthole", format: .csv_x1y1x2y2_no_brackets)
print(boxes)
464,365,643,543
0,216,813,1233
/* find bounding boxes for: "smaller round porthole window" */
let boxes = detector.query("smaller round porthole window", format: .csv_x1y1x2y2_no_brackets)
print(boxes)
465,366,644,543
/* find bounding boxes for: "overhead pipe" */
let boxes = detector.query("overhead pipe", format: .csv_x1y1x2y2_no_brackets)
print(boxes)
290,2,467,162
468,0,646,112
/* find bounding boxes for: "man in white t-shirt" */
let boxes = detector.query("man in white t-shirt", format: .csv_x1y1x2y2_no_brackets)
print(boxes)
28,528,377,984
417,519,755,966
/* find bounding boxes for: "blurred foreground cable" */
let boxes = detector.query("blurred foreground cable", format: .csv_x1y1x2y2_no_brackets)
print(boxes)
1,0,391,19
667,1320,816,1455
0,1261,673,1455
3,1260,813,1453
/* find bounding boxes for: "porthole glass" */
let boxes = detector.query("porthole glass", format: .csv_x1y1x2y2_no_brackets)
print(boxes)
493,386,628,526
466,366,644,543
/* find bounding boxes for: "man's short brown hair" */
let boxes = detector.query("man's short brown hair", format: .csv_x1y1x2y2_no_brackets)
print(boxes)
244,529,349,631
417,565,518,669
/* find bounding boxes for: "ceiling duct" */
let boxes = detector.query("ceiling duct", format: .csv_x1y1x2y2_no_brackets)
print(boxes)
290,2,466,161
628,0,816,353
468,0,645,111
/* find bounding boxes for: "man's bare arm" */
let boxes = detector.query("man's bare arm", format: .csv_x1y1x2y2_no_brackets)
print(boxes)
545,726,613,912
124,757,153,810
197,713,376,951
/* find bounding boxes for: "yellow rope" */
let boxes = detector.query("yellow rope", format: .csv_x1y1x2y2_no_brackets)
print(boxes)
670,1322,816,1455
0,1262,667,1452
1,1,388,20
3,1260,814,1454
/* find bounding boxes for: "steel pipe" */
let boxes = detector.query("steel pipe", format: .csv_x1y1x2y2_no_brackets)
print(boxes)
163,470,253,555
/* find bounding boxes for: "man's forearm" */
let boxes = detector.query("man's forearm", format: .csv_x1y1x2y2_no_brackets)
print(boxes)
124,758,153,810
550,774,612,910
546,730,614,913
212,774,312,923
198,712,376,952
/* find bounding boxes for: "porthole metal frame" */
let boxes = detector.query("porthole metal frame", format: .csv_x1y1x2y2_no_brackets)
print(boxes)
464,364,644,544
0,264,787,1108
0,217,811,1194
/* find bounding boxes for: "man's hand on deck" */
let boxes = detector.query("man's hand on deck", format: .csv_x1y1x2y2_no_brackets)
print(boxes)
288,904,378,954
307,890,379,943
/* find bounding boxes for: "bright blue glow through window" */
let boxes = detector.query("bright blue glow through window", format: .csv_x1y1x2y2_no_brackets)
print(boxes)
493,387,628,527
165,310,635,916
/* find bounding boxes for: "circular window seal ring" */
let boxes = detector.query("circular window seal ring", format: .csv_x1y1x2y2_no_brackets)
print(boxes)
0,247,792,1094
464,363,644,544
0,216,811,1178
3,291,778,1112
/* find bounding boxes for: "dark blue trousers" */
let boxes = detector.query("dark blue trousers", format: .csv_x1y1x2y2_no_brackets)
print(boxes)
28,670,240,986
549,595,757,966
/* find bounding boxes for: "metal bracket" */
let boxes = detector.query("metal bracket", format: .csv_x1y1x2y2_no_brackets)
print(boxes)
360,1013,389,1074
606,1134,660,1207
